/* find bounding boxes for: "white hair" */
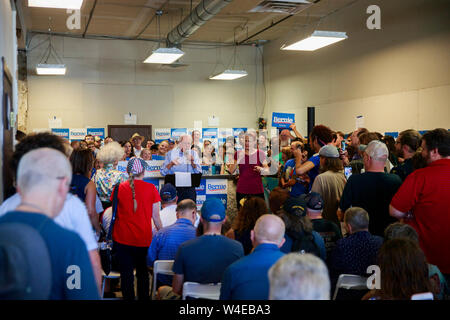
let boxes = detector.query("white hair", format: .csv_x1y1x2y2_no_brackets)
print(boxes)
365,140,388,162
17,148,72,194
269,253,330,300
178,134,192,144
97,141,124,165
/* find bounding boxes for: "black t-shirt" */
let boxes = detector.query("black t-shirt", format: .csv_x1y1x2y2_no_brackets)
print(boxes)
390,158,414,182
312,218,342,254
339,172,402,236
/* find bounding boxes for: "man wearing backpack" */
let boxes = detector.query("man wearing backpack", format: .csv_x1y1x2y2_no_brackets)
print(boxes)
277,196,326,261
0,148,99,300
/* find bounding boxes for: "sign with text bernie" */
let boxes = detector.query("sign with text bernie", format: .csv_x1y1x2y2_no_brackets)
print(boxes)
272,112,295,129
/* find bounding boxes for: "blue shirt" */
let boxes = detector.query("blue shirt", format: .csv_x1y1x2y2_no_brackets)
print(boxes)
283,159,308,196
147,218,196,285
0,211,99,300
307,154,321,187
173,235,244,284
220,243,284,300
160,147,201,176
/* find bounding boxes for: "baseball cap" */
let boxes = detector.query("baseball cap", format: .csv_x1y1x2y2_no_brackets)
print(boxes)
282,196,307,217
0,223,52,300
201,198,226,222
365,140,388,161
127,157,149,175
319,145,339,158
160,183,177,202
301,192,324,211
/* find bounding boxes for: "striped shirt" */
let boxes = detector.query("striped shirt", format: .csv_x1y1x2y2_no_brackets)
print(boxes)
147,218,196,285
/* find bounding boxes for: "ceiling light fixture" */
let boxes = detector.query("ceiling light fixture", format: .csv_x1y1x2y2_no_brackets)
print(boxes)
28,0,84,9
209,69,248,80
35,18,66,76
36,64,66,75
143,10,185,64
281,30,348,51
209,44,248,81
144,47,185,64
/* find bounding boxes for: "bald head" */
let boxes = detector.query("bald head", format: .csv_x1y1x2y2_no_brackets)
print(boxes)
253,214,285,245
17,148,72,195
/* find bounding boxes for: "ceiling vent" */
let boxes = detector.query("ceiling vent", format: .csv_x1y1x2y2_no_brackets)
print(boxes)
250,0,312,14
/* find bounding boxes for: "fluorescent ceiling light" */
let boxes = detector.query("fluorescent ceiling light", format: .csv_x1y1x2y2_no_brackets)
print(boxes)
281,30,348,51
36,64,66,75
28,0,83,9
143,47,185,64
209,69,248,80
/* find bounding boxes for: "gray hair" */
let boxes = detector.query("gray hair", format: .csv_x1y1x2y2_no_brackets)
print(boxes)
384,222,419,243
365,140,388,162
344,207,369,231
97,141,124,165
178,134,192,144
17,148,72,194
269,253,330,300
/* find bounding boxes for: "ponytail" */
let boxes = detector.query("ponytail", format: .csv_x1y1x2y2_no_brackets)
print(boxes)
128,173,137,212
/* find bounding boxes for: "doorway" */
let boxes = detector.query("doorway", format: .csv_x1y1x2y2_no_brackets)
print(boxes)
107,125,152,145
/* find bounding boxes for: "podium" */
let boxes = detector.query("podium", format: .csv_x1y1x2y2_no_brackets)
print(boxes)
164,173,202,188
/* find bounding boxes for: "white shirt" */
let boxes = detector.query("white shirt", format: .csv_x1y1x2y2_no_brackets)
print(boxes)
0,193,98,251
160,204,178,228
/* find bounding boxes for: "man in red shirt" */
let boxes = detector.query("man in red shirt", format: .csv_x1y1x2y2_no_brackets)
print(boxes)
390,128,450,281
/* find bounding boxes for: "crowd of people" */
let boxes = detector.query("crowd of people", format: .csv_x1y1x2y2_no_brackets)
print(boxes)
0,123,448,301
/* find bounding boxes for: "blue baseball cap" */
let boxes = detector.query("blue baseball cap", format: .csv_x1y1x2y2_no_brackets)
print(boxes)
201,198,226,222
160,183,177,202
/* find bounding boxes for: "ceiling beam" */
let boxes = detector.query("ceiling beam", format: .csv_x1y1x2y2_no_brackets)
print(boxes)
83,0,98,38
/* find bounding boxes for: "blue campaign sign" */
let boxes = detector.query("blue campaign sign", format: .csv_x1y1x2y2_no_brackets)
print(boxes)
206,194,227,208
51,128,70,140
233,128,247,137
419,130,428,136
87,128,105,139
143,178,160,191
272,112,295,128
195,179,206,196
385,132,399,139
171,128,187,139
202,128,218,139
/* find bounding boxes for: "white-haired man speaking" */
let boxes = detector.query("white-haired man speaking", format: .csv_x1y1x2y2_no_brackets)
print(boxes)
160,135,202,203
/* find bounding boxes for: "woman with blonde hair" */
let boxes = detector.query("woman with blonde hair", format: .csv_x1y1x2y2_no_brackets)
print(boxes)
112,158,162,300
94,141,127,209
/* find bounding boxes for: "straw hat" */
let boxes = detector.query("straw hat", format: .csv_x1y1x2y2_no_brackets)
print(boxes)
130,133,145,142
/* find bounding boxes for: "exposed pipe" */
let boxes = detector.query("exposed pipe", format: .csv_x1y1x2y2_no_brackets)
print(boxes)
166,0,234,47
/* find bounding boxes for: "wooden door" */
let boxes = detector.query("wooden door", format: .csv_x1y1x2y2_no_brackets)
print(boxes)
107,125,152,145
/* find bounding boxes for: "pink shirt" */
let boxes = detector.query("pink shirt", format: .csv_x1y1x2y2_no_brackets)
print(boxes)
235,150,266,194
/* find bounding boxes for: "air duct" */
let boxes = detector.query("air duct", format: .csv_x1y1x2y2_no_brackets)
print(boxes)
166,0,234,47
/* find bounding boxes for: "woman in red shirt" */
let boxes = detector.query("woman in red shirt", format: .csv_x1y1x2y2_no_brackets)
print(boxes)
112,158,162,300
228,130,269,209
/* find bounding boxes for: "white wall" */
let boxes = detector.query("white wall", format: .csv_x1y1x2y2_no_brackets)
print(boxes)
26,35,265,135
263,0,450,136
0,0,18,201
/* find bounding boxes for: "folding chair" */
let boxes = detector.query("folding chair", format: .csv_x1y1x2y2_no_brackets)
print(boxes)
333,274,368,300
101,271,121,299
182,282,221,300
151,260,175,299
